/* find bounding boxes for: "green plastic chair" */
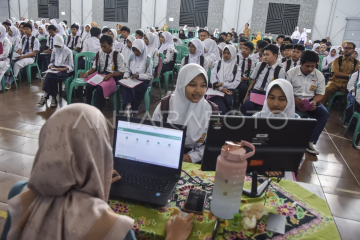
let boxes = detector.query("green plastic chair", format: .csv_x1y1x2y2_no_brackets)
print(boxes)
344,80,360,147
327,92,346,112
21,51,43,85
318,55,325,71
144,55,164,113
67,52,96,104
1,45,17,92
159,53,175,94
295,110,311,118
72,50,78,58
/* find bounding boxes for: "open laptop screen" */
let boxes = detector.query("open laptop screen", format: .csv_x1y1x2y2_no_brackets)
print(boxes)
114,120,184,169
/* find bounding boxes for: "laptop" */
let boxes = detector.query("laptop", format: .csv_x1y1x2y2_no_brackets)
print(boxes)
110,116,186,206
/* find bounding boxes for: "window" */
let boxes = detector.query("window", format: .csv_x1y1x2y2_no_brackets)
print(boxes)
104,0,128,22
265,3,300,35
179,0,209,27
38,0,59,19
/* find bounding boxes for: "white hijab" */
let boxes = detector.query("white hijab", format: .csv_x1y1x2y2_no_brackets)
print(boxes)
37,25,47,38
109,29,117,42
196,26,200,31
173,33,182,45
188,39,204,64
218,42,226,51
218,45,237,82
0,25,6,44
259,79,296,118
203,38,221,61
122,35,135,63
8,26,20,44
7,104,133,240
292,26,300,38
213,29,219,35
326,46,339,64
300,28,307,39
130,39,148,74
204,26,208,31
312,43,320,52
159,31,175,53
82,24,91,41
168,64,212,142
53,35,70,66
183,25,188,31
145,32,157,57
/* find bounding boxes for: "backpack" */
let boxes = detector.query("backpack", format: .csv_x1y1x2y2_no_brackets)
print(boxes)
67,35,80,49
184,55,204,67
95,51,119,73
21,36,36,53
216,60,238,82
330,57,359,77
237,56,252,77
252,62,282,91
281,57,287,63
128,53,152,73
285,59,292,72
160,95,219,123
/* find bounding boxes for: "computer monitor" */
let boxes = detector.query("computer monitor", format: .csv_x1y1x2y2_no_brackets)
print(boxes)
201,116,316,174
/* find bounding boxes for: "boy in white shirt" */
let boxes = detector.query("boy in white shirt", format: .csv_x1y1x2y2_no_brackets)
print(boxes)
119,26,130,45
251,40,268,64
66,24,82,52
79,27,101,69
278,44,293,64
237,42,255,104
282,44,304,72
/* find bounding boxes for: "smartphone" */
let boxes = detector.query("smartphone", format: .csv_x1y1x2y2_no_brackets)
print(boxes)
183,189,206,215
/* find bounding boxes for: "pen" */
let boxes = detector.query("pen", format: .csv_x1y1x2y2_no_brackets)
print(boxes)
212,219,220,240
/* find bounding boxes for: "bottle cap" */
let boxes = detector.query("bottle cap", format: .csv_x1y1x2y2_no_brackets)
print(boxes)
233,213,240,223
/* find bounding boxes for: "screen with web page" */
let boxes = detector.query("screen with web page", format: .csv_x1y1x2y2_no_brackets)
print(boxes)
114,120,184,169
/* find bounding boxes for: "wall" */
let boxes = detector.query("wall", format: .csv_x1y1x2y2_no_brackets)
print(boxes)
28,0,71,23
92,0,142,31
70,0,93,27
0,0,10,22
222,0,254,34
251,0,318,39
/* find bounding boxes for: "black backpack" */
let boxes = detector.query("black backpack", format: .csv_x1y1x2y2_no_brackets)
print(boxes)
160,95,219,123
216,60,238,82
184,55,205,67
21,36,36,52
330,57,359,77
281,57,287,63
285,59,292,72
237,56,252,77
95,51,119,73
67,35,80,49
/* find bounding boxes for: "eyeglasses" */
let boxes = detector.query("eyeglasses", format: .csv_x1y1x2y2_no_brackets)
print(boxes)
344,47,354,50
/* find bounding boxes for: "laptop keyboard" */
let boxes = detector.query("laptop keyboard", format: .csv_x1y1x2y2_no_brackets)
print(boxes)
119,171,171,193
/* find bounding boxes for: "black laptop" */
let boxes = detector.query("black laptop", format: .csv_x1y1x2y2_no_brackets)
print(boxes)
110,117,186,206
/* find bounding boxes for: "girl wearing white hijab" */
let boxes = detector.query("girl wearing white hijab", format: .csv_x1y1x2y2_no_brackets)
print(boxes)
319,44,328,56
32,21,41,37
8,26,21,52
291,26,301,44
152,63,218,163
144,32,159,68
41,18,46,24
81,24,91,42
172,33,182,46
213,28,219,38
209,45,241,114
37,35,74,108
217,42,226,58
312,43,320,54
253,79,299,118
109,28,124,52
122,39,153,116
322,46,339,82
36,25,48,38
121,35,135,68
159,31,177,73
0,25,12,91
180,39,208,73
203,38,221,68
183,25,189,38
299,28,307,45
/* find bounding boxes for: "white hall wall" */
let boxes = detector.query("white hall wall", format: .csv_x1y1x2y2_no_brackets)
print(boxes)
221,0,254,34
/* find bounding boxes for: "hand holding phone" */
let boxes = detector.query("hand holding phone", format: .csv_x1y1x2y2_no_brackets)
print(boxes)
183,189,206,215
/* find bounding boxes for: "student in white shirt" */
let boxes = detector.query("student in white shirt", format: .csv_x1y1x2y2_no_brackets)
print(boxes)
109,29,124,53
119,26,130,45
122,39,153,116
278,44,293,64
209,45,241,114
251,40,268,64
282,44,304,72
286,51,328,155
276,35,285,47
38,24,57,73
0,26,12,91
121,35,135,68
135,29,144,39
344,70,360,126
291,26,301,44
5,23,40,89
180,39,208,73
236,38,247,56
253,79,299,118
32,21,41,37
37,35,74,108
81,24,91,42
237,42,255,104
202,38,221,68
79,27,101,69
83,35,125,111
173,33,182,46
36,25,48,38
183,25,189,38
159,31,177,73
322,46,339,83
299,28,307,45
66,24,82,52
8,26,21,52
152,63,219,163
241,44,286,116
144,32,159,69
218,42,226,59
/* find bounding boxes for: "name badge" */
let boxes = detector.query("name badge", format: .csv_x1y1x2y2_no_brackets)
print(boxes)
196,133,206,143
112,65,114,71
309,85,316,91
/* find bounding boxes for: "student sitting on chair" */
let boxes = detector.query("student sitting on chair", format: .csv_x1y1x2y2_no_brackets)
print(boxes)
144,32,159,69
251,40,268,64
218,42,226,59
0,26,12,92
241,44,286,116
283,37,292,45
119,26,130,45
101,27,110,36
159,31,177,73
66,24,82,53
344,69,360,127
18,22,25,39
253,79,299,118
81,24,91,42
122,39,153,117
287,51,328,155
38,24,57,73
79,27,101,69
121,35,135,68
83,35,125,111
276,35,285,47
152,63,219,163
321,42,359,106
135,29,144,39
322,46,339,83
277,44,285,62
282,44,304,72
209,45,241,115
237,42,255,104
180,39,208,73
172,33,182,46
37,35,74,108
36,25,48,38
109,29,124,53
0,104,194,240
8,26,21,53
237,38,247,56
199,29,210,41
278,44,293,64
5,23,40,90
203,38,221,68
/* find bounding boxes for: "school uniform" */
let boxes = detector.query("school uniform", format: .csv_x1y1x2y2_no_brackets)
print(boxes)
121,35,135,69
85,49,125,110
241,61,286,116
122,40,153,112
251,52,261,64
109,29,124,53
237,54,254,104
79,37,101,69
180,39,208,73
7,35,40,85
42,38,74,98
8,26,21,53
81,27,91,42
291,27,301,44
202,38,221,69
282,59,300,72
159,32,176,73
344,70,360,124
0,29,12,91
286,66,329,144
277,56,290,65
66,35,82,51
119,37,128,45
145,32,159,69
209,45,241,114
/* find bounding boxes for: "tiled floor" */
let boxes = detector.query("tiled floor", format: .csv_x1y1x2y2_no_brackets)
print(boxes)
0,78,360,239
